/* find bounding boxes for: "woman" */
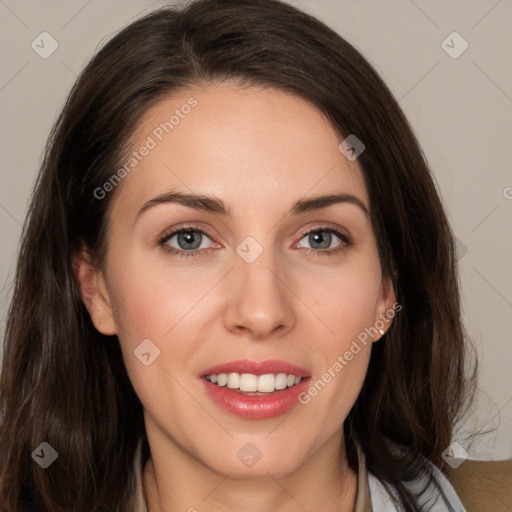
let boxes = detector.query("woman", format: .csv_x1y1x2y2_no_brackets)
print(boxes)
0,0,477,510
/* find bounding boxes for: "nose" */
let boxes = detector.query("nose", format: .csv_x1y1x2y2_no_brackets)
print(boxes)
223,244,296,340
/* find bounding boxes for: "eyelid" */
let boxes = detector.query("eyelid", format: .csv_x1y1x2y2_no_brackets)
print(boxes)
296,222,351,241
292,224,351,250
158,223,218,245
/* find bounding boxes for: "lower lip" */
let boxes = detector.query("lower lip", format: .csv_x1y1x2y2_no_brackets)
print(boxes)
202,377,311,419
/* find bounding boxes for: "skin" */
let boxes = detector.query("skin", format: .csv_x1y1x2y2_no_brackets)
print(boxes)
76,82,395,512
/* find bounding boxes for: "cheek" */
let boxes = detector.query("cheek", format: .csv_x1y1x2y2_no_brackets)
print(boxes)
105,248,211,393
301,257,383,346
108,268,197,433
107,248,202,341
293,256,382,416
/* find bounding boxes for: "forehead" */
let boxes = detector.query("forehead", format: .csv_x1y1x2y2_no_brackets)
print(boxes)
109,82,369,220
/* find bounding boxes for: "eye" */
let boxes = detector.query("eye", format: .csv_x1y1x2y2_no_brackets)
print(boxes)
295,227,350,257
159,226,217,259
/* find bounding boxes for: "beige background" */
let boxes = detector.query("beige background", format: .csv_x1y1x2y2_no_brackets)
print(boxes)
1,0,511,461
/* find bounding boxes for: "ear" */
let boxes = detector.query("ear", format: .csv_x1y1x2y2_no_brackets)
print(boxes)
73,245,117,336
374,274,397,341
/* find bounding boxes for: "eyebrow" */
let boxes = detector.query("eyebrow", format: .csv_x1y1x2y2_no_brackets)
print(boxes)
135,190,369,220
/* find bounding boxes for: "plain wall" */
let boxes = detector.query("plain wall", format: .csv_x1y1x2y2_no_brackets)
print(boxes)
1,0,511,461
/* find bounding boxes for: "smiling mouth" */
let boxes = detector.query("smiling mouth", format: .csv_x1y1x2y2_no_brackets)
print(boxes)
204,372,303,394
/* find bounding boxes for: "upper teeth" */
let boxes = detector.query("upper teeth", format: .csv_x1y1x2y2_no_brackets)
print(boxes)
205,372,302,392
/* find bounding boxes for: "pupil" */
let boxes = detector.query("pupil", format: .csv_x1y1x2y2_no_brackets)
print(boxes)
179,231,201,250
311,231,330,249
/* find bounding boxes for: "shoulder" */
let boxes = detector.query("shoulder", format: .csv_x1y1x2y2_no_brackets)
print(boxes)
365,440,467,511
367,461,466,512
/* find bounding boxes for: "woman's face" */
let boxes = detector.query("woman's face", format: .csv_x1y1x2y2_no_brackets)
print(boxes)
80,82,395,478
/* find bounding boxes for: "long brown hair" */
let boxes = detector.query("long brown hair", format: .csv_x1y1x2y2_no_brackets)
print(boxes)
0,0,477,510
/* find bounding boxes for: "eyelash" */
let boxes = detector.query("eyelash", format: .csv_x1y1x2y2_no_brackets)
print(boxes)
157,224,351,259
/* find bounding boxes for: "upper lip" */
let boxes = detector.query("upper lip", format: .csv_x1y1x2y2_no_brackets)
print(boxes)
201,359,310,378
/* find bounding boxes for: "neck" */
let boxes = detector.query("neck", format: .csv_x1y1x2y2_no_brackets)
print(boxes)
142,432,358,512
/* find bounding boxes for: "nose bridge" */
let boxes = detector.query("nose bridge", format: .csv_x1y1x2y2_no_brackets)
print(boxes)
225,233,294,337
236,233,284,301
240,244,278,288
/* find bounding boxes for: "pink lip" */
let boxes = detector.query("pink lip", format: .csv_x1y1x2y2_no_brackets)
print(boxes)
200,359,311,419
201,377,311,419
201,359,310,378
